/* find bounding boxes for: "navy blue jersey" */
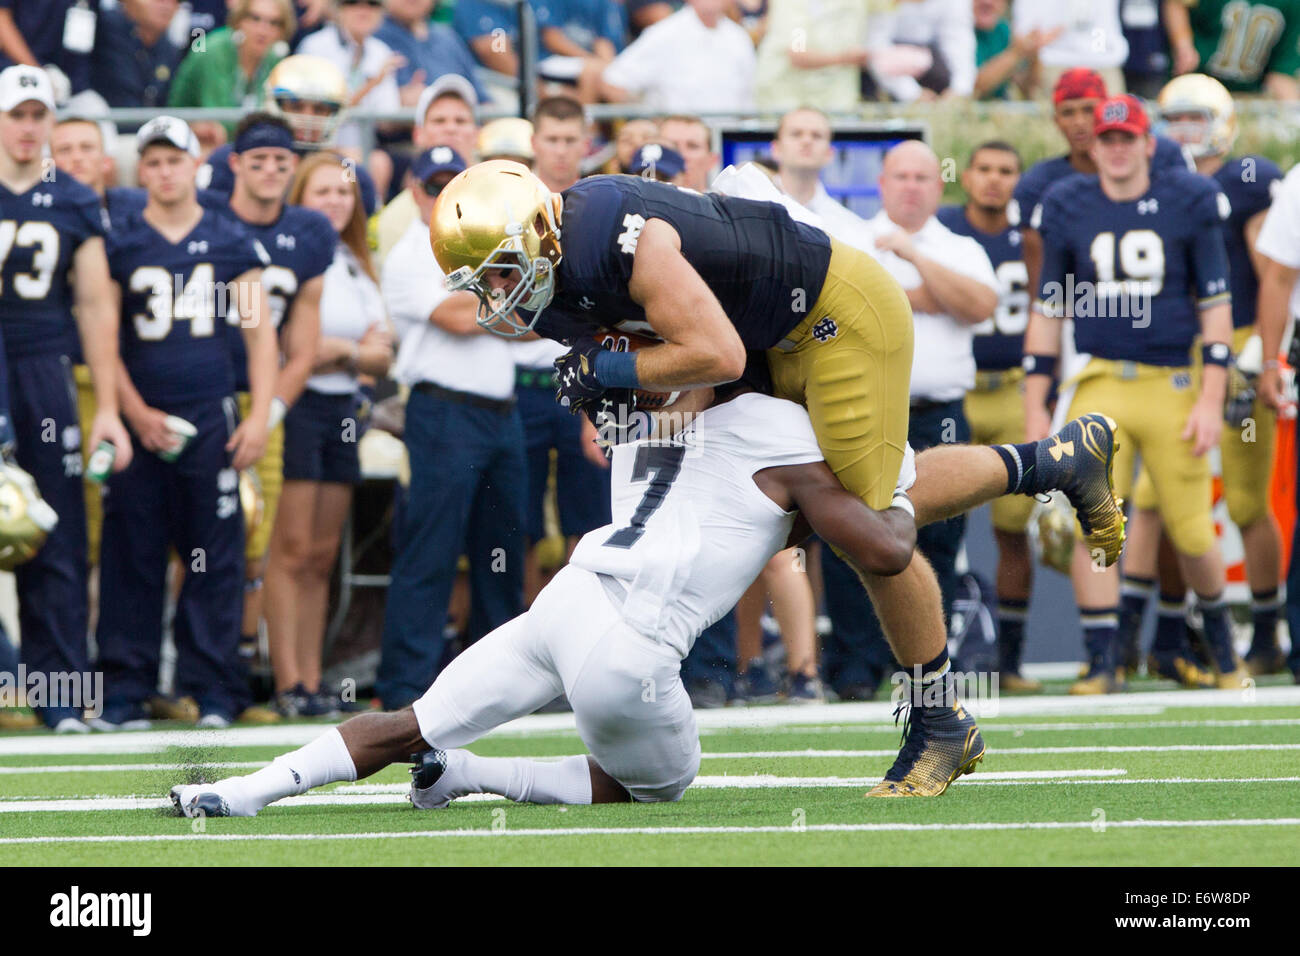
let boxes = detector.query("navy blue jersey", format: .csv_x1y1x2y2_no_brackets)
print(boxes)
936,204,1027,371
0,175,106,359
1214,155,1282,329
109,208,271,407
225,204,337,392
1035,170,1231,366
198,144,379,217
533,175,832,349
1012,136,1191,228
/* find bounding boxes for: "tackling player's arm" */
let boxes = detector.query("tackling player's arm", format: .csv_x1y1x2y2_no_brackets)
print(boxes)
755,461,916,576
72,237,134,471
275,273,324,408
229,268,276,470
626,219,747,388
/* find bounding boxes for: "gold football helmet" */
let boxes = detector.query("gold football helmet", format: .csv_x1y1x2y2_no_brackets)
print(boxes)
1029,491,1076,576
478,118,535,164
0,462,57,572
430,159,563,337
1156,73,1237,158
264,55,348,149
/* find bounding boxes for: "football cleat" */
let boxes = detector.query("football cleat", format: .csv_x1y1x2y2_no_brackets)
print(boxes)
147,695,199,722
1070,656,1118,695
866,701,985,797
1213,664,1251,690
1034,414,1126,567
1244,644,1287,677
1146,651,1216,688
170,785,231,818
998,672,1043,693
0,709,39,730
409,749,453,809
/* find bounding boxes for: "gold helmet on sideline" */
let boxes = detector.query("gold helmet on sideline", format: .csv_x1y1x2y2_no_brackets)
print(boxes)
240,469,265,544
0,462,58,572
478,117,535,164
264,55,348,150
1156,73,1237,158
1029,491,1076,576
430,160,563,337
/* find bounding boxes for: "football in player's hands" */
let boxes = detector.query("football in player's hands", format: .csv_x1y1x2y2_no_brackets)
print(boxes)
592,331,679,410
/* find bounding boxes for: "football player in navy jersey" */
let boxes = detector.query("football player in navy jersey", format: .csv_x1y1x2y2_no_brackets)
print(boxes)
222,112,337,690
0,66,133,733
936,140,1039,692
1024,95,1246,694
196,56,379,218
95,116,277,730
432,160,1129,796
1015,68,1193,306
1112,74,1287,681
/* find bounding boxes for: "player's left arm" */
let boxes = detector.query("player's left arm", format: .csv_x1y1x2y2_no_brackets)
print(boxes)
762,460,916,576
275,273,323,411
625,218,747,388
71,237,134,472
1185,201,1233,455
229,268,277,470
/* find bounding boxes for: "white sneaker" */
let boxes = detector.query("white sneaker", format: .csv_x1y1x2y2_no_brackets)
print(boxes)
196,713,231,729
88,715,152,732
53,717,91,734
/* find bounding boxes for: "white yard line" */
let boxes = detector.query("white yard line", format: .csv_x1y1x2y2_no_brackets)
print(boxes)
3,686,1298,755
706,717,1300,735
3,817,1299,845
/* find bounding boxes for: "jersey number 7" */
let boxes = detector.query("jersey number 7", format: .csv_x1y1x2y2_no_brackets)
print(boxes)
604,444,686,549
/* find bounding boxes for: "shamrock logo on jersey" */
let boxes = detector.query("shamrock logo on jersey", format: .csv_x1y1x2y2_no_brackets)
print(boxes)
812,316,838,342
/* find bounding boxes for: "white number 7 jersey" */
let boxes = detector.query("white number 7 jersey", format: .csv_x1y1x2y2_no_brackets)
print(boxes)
569,393,824,657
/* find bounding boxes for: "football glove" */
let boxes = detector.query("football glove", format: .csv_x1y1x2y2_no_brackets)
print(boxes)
554,338,607,413
583,387,641,451
0,462,58,572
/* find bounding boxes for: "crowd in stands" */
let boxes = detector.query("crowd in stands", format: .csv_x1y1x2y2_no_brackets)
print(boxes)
1,0,1299,733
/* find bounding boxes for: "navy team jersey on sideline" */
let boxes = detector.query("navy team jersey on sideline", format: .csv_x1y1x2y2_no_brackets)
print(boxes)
532,175,833,348
1011,136,1191,228
109,207,271,407
0,175,106,359
936,204,1027,370
1034,169,1231,366
1214,155,1282,329
224,204,337,392
198,144,380,217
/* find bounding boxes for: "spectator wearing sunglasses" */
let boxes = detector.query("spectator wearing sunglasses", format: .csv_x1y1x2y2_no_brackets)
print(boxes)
168,0,297,141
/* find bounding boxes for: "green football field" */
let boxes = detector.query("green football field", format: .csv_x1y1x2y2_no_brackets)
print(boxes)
2,679,1298,866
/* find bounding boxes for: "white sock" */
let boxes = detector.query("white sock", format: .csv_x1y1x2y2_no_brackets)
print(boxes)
234,728,358,814
444,751,593,805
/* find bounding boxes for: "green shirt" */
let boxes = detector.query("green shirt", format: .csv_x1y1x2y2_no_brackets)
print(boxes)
167,27,283,130
975,19,1012,100
1186,0,1300,91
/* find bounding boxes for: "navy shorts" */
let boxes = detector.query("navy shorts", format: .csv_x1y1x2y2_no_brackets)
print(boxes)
282,389,362,484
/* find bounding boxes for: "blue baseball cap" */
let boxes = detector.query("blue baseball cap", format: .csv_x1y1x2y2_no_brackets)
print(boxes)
628,143,685,181
410,145,467,183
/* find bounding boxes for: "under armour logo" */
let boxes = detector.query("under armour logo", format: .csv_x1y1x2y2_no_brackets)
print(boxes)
276,233,295,249
811,316,838,342
31,192,52,207
1137,198,1158,215
188,240,209,254
17,74,37,88
578,296,595,310
1009,230,1021,246
1047,437,1074,461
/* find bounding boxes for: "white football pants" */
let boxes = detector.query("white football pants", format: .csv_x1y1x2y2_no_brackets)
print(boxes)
413,564,702,801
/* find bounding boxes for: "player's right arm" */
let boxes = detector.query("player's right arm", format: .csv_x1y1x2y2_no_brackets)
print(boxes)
626,219,747,388
72,237,134,472
760,460,916,575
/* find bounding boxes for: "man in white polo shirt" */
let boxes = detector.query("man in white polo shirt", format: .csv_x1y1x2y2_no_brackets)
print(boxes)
599,0,756,114
770,107,871,243
859,139,999,621
1254,161,1300,685
378,146,526,710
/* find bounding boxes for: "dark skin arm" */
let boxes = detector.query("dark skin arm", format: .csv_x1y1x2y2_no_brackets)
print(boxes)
754,460,917,576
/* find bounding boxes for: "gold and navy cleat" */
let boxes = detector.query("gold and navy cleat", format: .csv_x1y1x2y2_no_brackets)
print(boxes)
1244,645,1287,677
1035,414,1126,567
999,672,1043,693
1070,655,1119,695
1146,651,1216,689
866,701,985,797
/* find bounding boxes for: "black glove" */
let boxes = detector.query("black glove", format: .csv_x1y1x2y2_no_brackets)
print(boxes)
554,338,607,413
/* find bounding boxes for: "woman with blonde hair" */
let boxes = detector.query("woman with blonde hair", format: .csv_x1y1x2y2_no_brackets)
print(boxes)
265,151,394,717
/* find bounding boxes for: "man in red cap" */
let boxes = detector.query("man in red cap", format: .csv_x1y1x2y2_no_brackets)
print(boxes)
1014,68,1193,302
1021,93,1244,695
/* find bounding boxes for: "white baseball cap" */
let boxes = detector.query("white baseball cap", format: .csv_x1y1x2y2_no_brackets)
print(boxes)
414,73,479,127
135,115,200,157
0,65,56,113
